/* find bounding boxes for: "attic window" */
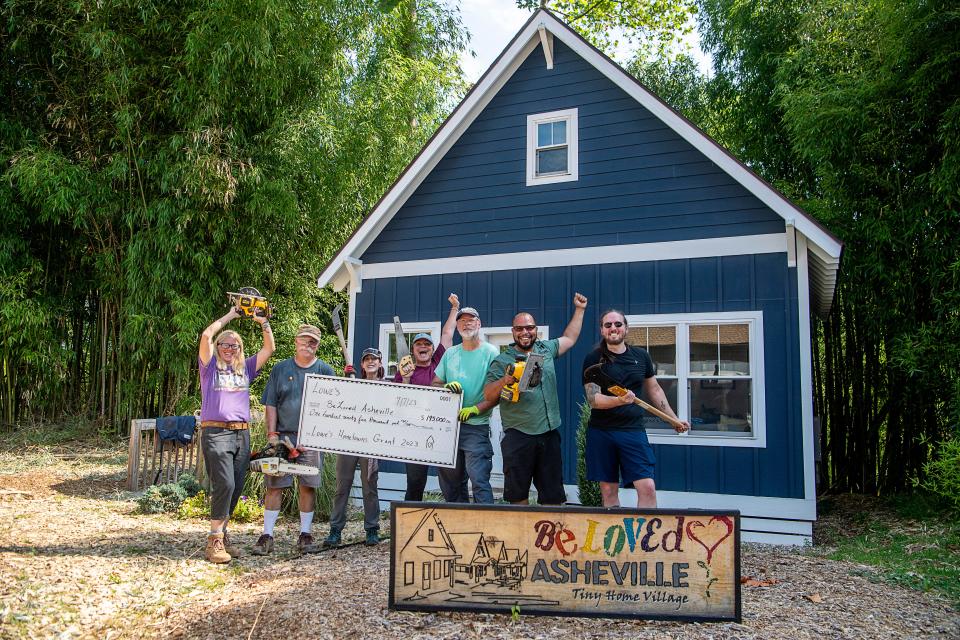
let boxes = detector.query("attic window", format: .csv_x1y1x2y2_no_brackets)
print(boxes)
526,108,578,186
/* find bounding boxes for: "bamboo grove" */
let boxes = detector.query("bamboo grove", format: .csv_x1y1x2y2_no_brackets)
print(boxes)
3,0,959,495
695,0,960,493
1,0,467,432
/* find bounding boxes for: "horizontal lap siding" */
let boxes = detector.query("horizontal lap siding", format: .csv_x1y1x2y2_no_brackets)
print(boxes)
362,40,782,264
355,253,803,499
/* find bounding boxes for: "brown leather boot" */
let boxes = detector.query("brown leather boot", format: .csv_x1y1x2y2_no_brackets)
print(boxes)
205,533,231,564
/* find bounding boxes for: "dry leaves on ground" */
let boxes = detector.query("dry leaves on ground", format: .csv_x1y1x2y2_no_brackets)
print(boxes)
1,444,958,640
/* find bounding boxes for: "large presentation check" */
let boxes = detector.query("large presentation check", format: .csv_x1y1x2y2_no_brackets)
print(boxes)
296,375,462,467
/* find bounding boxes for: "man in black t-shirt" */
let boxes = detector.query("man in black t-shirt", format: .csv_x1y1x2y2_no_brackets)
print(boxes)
581,310,689,508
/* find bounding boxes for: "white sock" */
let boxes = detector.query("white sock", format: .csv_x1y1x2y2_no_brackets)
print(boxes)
263,510,280,536
209,526,223,535
300,511,314,534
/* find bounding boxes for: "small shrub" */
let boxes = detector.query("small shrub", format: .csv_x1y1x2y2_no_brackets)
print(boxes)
176,473,202,496
137,483,188,514
137,473,202,514
922,434,960,511
177,491,210,519
576,402,602,507
231,494,264,523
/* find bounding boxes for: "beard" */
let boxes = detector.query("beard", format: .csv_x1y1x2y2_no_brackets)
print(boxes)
515,334,535,350
605,332,625,346
459,327,479,341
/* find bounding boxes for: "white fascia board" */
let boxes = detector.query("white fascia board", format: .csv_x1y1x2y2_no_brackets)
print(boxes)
796,235,817,501
537,11,842,261
316,24,543,290
361,233,786,280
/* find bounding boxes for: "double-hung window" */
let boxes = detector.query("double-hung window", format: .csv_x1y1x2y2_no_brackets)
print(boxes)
526,108,578,185
625,312,766,447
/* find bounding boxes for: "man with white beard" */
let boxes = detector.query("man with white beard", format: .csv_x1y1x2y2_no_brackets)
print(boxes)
431,306,500,503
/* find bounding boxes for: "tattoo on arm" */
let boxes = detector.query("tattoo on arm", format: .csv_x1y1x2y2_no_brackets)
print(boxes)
585,383,600,407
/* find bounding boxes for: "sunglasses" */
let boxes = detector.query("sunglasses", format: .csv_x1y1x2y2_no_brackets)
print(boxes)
512,325,537,332
602,321,625,329
217,343,240,350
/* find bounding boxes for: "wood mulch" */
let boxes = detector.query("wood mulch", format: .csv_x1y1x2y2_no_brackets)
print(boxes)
1,443,957,640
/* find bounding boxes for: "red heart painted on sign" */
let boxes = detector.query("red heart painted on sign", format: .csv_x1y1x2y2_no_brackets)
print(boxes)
686,516,734,564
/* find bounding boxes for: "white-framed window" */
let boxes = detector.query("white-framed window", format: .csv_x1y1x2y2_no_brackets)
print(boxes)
624,311,766,448
526,108,578,186
377,321,441,377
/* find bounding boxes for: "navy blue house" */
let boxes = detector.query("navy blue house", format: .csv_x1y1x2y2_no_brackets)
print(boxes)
318,9,842,544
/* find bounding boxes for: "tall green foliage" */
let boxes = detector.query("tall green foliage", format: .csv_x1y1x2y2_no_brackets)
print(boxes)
1,0,466,430
698,0,960,492
519,0,696,58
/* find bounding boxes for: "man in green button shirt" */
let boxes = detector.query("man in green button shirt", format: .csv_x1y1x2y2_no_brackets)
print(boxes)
483,293,588,505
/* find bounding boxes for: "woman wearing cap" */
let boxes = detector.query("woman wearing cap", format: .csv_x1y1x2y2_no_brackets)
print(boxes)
198,305,275,563
324,347,384,548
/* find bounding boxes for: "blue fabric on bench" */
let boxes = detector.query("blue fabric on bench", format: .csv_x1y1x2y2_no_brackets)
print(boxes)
156,416,196,445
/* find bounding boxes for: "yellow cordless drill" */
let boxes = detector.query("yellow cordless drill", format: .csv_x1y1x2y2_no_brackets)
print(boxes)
500,355,527,403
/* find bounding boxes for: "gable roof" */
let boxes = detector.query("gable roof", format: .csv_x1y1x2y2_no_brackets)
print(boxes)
317,8,842,314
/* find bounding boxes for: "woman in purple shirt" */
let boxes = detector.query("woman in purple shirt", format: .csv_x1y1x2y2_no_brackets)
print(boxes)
198,306,274,563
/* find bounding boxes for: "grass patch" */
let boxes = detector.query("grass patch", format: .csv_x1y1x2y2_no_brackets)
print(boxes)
0,416,116,450
818,494,960,608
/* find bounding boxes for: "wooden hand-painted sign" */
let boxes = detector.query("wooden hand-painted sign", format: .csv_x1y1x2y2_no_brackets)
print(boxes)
297,376,462,467
389,503,740,622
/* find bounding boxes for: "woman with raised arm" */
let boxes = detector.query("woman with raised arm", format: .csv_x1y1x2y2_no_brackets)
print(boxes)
198,305,274,563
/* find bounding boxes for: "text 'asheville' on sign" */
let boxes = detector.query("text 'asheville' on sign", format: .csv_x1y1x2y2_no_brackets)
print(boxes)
389,504,740,622
296,375,462,467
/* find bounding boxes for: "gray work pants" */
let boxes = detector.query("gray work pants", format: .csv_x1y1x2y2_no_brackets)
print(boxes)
329,455,380,531
200,427,250,520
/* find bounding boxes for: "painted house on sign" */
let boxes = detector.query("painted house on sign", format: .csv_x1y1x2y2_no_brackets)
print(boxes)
318,9,843,545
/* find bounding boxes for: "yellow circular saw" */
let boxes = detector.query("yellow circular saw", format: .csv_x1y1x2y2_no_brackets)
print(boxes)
227,286,273,318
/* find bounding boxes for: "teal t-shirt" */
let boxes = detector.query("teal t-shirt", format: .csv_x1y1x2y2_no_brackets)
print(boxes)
485,339,562,435
435,341,500,425
261,357,335,433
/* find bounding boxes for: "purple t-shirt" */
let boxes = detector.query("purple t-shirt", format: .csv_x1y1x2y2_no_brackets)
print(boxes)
392,343,446,386
199,355,259,422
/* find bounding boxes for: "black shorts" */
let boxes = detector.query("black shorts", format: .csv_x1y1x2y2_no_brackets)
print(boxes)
500,429,566,504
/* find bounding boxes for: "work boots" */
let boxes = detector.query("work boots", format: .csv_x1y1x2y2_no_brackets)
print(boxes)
223,531,243,558
251,534,274,555
297,532,319,554
322,528,342,548
205,533,231,564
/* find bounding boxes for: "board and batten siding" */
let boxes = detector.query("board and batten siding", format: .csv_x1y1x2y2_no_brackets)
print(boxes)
352,251,804,500
361,39,784,264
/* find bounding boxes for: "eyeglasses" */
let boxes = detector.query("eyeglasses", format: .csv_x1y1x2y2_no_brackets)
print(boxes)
296,337,319,348
217,343,240,350
512,325,537,332
602,321,625,329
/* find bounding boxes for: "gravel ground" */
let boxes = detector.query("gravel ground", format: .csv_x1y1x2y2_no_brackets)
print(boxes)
1,444,957,640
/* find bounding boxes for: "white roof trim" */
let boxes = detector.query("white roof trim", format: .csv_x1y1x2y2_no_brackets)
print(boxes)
318,9,842,310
